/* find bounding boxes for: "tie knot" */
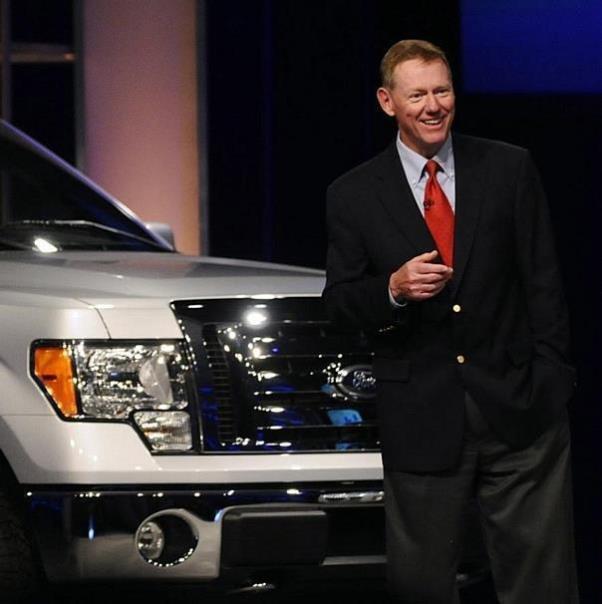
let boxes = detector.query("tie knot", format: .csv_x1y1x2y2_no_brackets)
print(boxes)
425,159,441,178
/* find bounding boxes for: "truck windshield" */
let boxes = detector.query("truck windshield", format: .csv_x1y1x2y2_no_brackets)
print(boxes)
0,221,168,252
0,120,172,250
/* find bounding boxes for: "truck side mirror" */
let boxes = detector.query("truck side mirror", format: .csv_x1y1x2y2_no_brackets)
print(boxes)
145,222,176,250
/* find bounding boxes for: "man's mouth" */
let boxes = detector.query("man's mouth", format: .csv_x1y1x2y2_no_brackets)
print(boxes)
421,117,445,126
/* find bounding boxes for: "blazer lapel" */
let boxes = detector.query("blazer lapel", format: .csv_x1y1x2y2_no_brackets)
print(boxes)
450,134,485,297
376,142,436,253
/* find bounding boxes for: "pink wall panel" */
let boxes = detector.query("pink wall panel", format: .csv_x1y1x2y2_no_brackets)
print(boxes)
82,0,200,254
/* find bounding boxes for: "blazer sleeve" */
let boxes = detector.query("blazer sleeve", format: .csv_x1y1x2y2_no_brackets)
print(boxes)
513,151,573,368
322,180,405,331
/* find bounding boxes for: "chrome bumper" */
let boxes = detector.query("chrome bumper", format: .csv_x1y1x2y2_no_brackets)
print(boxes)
26,482,388,583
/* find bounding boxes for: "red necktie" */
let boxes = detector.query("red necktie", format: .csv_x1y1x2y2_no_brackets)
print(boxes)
423,159,454,267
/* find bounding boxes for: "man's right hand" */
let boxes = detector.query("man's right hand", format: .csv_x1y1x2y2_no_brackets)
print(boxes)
389,250,453,302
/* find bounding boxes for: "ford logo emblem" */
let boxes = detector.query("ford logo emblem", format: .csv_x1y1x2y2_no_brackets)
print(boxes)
335,364,376,400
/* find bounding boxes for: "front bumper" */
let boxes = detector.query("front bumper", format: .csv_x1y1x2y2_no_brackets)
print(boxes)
27,482,387,584
26,482,487,588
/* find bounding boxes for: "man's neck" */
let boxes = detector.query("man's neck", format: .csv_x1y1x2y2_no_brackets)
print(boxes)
398,135,449,160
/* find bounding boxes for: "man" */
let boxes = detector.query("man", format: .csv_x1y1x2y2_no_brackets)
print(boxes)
323,40,578,603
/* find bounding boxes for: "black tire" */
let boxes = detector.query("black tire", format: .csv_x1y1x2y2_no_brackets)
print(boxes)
0,488,45,603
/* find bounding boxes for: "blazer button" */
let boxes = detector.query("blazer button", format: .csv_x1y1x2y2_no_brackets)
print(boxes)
452,304,461,313
456,355,466,364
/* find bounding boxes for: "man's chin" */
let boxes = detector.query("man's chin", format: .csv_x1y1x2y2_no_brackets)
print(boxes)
421,129,449,145
418,137,448,158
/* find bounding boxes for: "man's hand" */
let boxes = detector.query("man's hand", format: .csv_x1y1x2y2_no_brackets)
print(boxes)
389,250,453,302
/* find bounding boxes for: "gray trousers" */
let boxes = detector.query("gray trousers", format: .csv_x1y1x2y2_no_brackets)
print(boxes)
384,396,579,603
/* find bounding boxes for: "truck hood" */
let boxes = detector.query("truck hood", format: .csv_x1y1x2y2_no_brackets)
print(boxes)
0,251,325,306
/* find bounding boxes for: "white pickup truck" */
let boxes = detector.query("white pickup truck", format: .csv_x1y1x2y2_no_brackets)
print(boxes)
0,121,485,601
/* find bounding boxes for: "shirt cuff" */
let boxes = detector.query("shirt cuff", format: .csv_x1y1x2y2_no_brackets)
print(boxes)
388,287,408,308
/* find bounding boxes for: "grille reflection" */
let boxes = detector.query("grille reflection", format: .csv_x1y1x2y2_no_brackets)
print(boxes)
172,298,378,452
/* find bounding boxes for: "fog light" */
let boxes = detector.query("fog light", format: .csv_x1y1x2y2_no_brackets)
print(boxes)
137,521,164,561
135,511,199,566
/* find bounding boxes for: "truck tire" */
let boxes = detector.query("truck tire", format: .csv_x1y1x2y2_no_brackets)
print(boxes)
0,488,44,602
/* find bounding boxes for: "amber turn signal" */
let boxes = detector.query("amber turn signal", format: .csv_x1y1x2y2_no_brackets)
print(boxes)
33,347,79,417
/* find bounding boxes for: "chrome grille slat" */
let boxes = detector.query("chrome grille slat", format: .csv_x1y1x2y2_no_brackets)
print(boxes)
172,297,378,452
255,351,369,357
257,423,378,430
259,389,327,396
201,323,237,443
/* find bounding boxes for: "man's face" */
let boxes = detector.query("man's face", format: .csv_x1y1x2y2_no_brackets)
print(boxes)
377,58,455,158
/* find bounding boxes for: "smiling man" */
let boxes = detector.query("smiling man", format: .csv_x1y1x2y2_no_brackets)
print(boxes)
377,55,455,159
323,40,578,603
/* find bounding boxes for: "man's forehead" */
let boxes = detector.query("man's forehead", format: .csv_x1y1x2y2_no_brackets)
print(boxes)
391,58,452,86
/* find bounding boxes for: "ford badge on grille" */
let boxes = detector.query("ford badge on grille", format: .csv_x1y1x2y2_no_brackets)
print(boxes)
335,364,376,400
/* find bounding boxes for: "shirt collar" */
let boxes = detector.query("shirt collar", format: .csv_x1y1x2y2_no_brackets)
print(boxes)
395,134,455,185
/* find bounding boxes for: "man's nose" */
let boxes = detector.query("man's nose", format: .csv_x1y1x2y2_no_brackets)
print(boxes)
424,93,440,112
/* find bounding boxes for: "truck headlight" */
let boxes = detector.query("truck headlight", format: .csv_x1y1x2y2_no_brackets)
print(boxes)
32,341,195,452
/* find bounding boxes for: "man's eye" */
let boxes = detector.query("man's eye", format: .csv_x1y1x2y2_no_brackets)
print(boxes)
409,93,424,101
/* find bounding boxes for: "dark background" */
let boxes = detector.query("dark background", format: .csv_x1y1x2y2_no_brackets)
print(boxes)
206,2,600,601
11,1,601,601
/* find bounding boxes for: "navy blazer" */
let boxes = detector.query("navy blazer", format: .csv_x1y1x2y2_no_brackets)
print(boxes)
323,133,576,472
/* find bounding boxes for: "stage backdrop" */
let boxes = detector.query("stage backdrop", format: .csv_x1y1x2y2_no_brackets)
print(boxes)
204,2,600,600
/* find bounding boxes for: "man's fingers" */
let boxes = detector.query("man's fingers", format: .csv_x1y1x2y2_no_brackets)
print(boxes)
415,262,453,274
414,250,439,262
430,282,447,295
390,250,453,301
406,279,448,299
410,291,436,301
406,281,444,296
417,272,450,284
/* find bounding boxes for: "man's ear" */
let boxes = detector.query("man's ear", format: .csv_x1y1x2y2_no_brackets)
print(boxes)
376,87,396,117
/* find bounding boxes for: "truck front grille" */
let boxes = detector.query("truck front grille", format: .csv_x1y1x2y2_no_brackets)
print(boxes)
172,297,378,452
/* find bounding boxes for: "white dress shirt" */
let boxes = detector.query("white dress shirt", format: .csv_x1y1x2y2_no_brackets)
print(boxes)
389,134,456,307
395,134,456,213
